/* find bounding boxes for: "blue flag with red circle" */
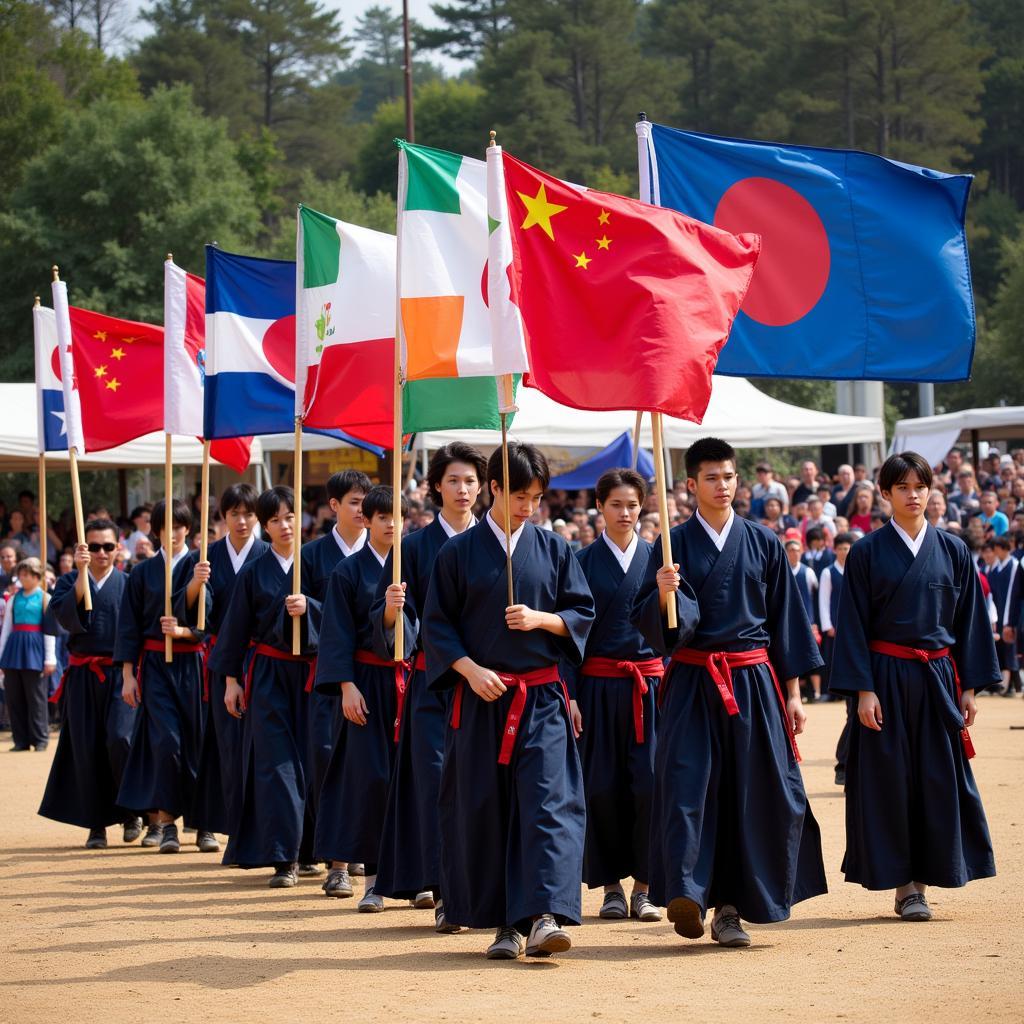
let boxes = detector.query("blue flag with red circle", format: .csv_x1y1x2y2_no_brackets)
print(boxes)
641,122,976,382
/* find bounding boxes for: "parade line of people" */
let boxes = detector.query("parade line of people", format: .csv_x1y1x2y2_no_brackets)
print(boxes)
26,439,997,960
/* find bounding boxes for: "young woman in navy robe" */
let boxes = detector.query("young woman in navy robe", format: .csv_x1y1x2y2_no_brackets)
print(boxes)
819,532,855,786
421,443,595,961
372,443,486,930
114,499,213,855
566,469,664,924
210,486,322,888
829,452,999,922
987,534,1021,691
299,469,371,864
38,520,139,846
189,484,268,842
634,437,826,948
314,485,404,911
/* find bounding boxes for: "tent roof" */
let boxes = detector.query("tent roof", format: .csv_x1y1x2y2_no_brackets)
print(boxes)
549,432,656,489
892,406,1024,467
421,375,885,451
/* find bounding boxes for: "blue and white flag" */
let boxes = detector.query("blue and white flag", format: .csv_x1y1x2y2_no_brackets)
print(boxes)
33,303,69,454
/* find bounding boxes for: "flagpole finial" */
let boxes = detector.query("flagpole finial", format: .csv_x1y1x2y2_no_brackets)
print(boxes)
33,295,40,308
488,130,496,148
166,252,173,262
638,111,648,121
51,265,59,282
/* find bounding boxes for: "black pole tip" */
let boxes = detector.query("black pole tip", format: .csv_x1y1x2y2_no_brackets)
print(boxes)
638,111,648,121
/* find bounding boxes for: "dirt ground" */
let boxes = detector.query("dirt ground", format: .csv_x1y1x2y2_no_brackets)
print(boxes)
1,699,1022,1024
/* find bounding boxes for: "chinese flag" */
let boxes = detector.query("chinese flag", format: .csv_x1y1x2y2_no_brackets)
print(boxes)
500,152,761,423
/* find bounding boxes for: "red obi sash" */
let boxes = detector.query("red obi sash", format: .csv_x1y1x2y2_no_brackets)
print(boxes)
354,649,410,743
579,656,665,743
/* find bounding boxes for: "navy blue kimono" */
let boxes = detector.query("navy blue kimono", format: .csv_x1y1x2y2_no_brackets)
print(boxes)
208,549,321,868
422,519,595,933
633,514,827,923
987,556,1021,672
38,569,136,829
567,535,664,889
372,517,453,900
313,544,392,868
190,535,269,836
829,523,999,889
114,552,211,822
821,563,855,773
801,548,835,578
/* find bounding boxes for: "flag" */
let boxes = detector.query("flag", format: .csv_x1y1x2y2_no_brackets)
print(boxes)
204,246,384,452
640,120,976,382
51,279,84,454
296,207,393,448
489,147,760,422
164,258,252,473
65,306,163,452
32,303,67,454
396,140,517,431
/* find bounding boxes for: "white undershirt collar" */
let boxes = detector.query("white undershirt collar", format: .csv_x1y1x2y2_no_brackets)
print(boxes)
90,566,115,591
332,525,367,558
486,510,525,556
438,512,476,539
226,533,256,574
890,519,927,558
695,507,735,552
271,548,294,573
602,528,638,573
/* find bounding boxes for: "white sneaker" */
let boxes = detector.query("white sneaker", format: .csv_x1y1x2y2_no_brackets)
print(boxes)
485,926,525,960
711,905,751,947
411,890,436,909
525,914,572,958
357,886,384,913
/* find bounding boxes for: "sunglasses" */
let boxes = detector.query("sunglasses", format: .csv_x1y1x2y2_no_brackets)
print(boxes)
87,542,117,553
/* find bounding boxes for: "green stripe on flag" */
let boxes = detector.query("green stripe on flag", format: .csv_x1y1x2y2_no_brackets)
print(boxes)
300,206,340,288
399,140,463,215
403,376,519,433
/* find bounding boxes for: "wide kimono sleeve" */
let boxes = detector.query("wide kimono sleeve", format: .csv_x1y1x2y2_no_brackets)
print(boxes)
422,543,471,692
313,565,358,695
952,545,1001,693
826,540,875,696
764,533,824,680
630,534,699,657
270,568,322,654
48,573,89,637
112,567,146,667
208,565,257,680
551,542,596,666
370,547,418,661
173,551,213,634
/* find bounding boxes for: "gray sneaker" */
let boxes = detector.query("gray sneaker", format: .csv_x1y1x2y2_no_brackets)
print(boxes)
140,822,164,848
269,864,298,888
159,823,181,854
323,868,354,898
122,817,143,844
196,831,220,853
486,926,525,960
630,892,662,922
525,914,572,957
85,827,107,850
895,892,932,922
711,905,751,947
297,863,324,877
598,890,628,919
666,896,705,939
358,885,384,913
434,900,461,934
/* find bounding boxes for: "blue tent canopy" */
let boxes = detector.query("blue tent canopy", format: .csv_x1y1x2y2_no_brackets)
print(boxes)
549,431,656,490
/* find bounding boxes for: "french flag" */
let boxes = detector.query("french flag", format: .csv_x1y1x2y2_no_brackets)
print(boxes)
32,302,69,453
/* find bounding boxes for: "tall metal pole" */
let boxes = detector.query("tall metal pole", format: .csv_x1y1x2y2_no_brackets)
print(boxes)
402,0,415,142
918,382,935,418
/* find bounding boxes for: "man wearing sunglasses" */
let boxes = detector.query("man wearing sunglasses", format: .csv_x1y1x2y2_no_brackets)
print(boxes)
38,519,142,849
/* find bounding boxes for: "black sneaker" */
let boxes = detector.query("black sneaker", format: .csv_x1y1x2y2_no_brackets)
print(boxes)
322,867,354,898
269,864,298,888
297,863,324,877
86,827,108,850
159,823,181,854
834,768,846,786
122,817,144,844
141,822,164,847
196,831,220,853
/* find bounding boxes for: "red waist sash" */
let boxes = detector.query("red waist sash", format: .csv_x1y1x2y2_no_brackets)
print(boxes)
354,649,410,743
670,647,800,761
13,624,41,633
868,640,975,759
451,664,568,765
49,653,114,704
244,643,317,705
579,656,665,744
137,637,204,694
202,633,218,703
413,651,427,672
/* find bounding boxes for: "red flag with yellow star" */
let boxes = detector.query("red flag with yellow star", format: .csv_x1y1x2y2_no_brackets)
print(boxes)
67,306,163,451
495,151,761,422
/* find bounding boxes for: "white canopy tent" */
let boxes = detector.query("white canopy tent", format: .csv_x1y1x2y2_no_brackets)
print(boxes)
891,406,1024,468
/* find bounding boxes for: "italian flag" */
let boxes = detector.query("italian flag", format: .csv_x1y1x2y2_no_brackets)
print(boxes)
397,140,516,431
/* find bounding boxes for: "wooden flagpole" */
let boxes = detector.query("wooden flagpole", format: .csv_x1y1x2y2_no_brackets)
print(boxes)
164,432,173,662
197,439,211,632
632,411,643,470
292,416,303,655
651,412,677,628
53,266,91,613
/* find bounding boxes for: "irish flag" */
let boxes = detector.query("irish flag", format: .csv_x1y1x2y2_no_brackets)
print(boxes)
396,140,515,431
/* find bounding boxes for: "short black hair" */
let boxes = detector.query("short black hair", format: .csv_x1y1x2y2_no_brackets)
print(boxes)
129,504,151,521
220,483,259,519
878,451,933,493
596,468,647,505
993,535,1012,551
18,489,34,501
805,526,825,544
256,486,294,528
685,437,735,479
362,485,408,521
426,442,487,508
833,531,855,548
151,498,192,537
85,517,118,537
487,442,550,492
326,470,373,503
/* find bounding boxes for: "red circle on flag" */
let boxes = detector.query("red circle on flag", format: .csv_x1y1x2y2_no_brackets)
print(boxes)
262,315,297,383
713,177,830,327
51,346,62,382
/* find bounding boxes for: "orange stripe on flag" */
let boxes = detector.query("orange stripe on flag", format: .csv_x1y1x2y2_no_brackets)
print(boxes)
401,295,464,380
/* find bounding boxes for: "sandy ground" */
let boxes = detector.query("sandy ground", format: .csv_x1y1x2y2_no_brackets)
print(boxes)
1,699,1022,1024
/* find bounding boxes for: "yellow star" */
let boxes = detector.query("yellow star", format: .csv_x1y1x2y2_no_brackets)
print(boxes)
573,251,592,270
110,347,125,361
94,364,108,379
92,330,107,343
517,183,567,241
596,235,612,250
598,209,610,226
105,377,121,392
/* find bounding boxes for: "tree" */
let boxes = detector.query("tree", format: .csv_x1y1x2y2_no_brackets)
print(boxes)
49,0,132,51
418,0,510,62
